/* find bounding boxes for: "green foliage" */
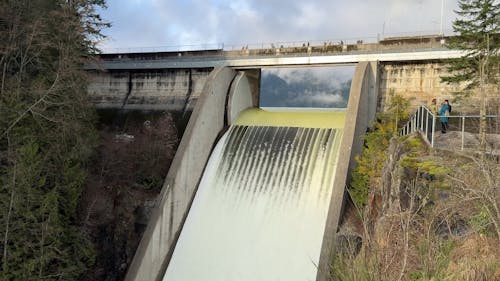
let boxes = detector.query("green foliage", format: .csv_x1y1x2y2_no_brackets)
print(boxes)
469,207,493,236
349,93,410,208
400,134,450,179
350,167,371,207
0,0,107,279
377,89,410,134
411,239,455,280
441,0,500,150
400,156,421,170
350,123,390,207
330,250,380,281
442,0,500,89
406,137,424,151
417,161,450,177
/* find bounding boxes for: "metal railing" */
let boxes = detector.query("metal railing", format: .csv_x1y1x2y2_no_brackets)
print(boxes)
400,105,500,152
400,105,436,146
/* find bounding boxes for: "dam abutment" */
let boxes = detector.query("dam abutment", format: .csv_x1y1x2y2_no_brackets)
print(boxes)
316,61,378,281
226,70,260,124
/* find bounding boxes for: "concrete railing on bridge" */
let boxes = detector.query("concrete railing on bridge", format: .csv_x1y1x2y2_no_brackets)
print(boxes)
100,33,452,57
86,35,463,70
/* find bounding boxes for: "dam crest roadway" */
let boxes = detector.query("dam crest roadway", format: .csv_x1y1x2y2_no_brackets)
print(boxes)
87,35,463,69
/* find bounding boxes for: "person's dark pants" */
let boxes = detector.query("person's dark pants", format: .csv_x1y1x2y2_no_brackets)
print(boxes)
441,122,448,133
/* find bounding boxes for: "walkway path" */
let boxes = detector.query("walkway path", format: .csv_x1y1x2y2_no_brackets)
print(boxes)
433,131,500,155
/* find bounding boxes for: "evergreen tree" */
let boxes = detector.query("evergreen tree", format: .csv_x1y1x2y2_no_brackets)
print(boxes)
0,1,108,280
441,0,500,151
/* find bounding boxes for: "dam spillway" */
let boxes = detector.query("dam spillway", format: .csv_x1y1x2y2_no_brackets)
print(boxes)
163,108,345,281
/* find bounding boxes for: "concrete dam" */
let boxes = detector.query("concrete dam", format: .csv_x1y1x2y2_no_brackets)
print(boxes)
119,62,378,281
84,37,463,280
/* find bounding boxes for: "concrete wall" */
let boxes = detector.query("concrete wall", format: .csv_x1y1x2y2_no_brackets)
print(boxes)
378,61,462,111
242,68,261,107
124,67,237,281
316,61,378,281
368,61,379,125
378,61,500,113
227,72,257,124
87,68,212,111
87,58,465,116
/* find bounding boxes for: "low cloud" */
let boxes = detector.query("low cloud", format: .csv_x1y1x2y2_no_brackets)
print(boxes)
260,67,351,108
291,91,345,105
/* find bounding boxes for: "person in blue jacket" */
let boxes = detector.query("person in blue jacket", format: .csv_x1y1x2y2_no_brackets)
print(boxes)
439,100,450,133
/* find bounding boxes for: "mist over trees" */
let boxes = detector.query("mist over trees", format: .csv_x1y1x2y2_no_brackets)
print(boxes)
0,1,108,279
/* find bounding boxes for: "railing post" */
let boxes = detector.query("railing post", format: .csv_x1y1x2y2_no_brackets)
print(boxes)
420,107,425,131
461,116,465,151
416,108,420,131
417,107,420,131
425,109,429,142
431,114,436,147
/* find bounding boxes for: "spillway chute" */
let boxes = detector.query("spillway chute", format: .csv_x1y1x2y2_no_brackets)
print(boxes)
163,108,345,281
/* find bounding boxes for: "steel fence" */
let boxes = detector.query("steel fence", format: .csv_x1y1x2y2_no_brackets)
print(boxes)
400,105,500,152
400,105,436,146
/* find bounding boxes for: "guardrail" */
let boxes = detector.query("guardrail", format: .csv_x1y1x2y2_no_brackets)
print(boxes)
400,105,500,151
400,105,436,146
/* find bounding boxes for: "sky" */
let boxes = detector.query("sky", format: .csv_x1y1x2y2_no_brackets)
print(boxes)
98,0,460,51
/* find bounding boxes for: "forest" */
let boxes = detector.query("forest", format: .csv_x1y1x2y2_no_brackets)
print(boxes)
0,1,108,280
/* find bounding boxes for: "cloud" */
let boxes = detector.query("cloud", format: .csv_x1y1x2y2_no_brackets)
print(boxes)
99,0,460,49
265,67,354,88
292,91,344,105
260,67,352,107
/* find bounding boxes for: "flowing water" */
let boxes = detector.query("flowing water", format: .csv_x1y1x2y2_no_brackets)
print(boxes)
163,108,345,281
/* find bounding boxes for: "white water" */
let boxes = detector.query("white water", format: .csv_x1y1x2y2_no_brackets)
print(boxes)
163,115,344,281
